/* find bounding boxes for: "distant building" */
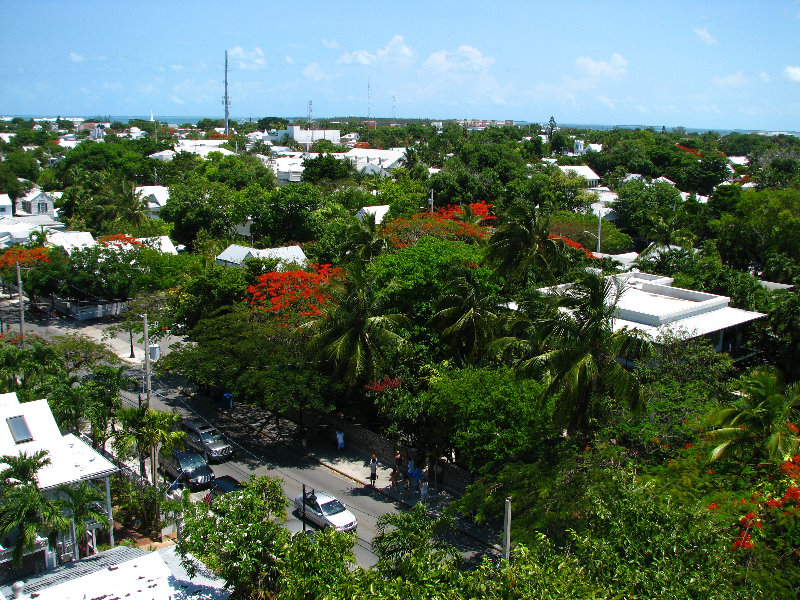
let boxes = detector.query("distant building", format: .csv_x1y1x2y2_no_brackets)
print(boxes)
264,125,341,146
15,188,57,218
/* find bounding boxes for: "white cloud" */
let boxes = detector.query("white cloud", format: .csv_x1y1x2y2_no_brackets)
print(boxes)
575,53,628,80
760,72,771,82
338,49,377,66
784,65,800,82
228,46,267,70
303,62,331,81
636,105,651,114
171,62,208,73
285,55,295,65
322,38,340,49
693,27,717,45
170,95,185,105
69,52,85,63
422,45,494,74
377,35,413,65
598,95,615,109
712,71,748,87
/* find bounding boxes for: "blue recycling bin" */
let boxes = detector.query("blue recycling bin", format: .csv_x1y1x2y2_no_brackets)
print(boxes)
222,392,233,410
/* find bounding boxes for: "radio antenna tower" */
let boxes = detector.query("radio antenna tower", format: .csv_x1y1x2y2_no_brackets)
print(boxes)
307,100,313,127
222,50,231,136
392,95,396,122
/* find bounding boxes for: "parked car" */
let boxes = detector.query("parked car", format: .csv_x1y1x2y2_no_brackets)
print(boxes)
158,449,215,490
293,490,357,532
206,475,243,501
178,420,234,462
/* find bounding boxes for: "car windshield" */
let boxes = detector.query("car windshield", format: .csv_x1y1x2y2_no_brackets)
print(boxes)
200,431,223,443
179,454,206,470
320,499,346,516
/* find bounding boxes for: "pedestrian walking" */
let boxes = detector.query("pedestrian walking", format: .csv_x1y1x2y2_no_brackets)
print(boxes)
394,449,403,472
336,429,344,452
406,457,414,476
420,479,429,503
369,454,378,487
389,468,398,491
402,476,410,499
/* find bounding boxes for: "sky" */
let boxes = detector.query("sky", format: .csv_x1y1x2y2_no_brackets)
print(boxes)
2,0,800,131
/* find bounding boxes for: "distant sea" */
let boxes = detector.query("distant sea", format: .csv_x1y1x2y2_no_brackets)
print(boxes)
5,114,798,136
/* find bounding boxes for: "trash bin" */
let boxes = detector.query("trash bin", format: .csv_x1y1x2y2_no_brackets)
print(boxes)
222,392,233,410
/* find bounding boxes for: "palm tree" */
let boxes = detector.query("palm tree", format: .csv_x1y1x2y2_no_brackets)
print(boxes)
0,451,69,568
114,407,184,484
497,271,652,437
428,266,501,364
486,201,567,288
304,268,410,389
348,212,387,264
707,367,800,463
84,365,135,450
638,207,697,259
57,481,109,558
372,503,458,579
0,450,51,488
110,181,150,228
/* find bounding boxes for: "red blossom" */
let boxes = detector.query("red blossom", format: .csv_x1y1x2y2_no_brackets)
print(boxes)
706,502,719,510
365,375,404,392
787,422,799,434
98,234,143,248
682,443,694,450
0,247,50,269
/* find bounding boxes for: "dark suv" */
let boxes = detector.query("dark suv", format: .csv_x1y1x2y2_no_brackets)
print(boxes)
157,449,215,490
178,420,234,463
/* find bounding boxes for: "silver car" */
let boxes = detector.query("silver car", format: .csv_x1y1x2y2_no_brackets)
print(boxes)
179,420,234,463
294,490,357,532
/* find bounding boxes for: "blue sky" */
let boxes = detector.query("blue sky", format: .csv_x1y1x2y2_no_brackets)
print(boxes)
2,0,799,131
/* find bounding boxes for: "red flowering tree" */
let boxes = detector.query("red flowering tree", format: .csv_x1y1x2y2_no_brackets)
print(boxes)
0,247,50,270
548,233,597,259
246,263,343,327
381,201,496,248
98,234,143,248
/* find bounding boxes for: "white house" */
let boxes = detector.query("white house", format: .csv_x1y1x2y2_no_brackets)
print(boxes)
15,188,57,218
0,392,118,570
0,194,13,217
557,165,601,187
356,205,391,225
215,243,307,269
344,147,407,175
265,125,341,146
147,149,175,162
539,272,765,352
134,185,170,217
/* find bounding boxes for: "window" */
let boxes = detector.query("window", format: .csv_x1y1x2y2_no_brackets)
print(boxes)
38,202,49,214
7,415,33,444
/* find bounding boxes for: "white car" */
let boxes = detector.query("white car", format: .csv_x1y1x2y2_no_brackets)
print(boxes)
294,490,357,532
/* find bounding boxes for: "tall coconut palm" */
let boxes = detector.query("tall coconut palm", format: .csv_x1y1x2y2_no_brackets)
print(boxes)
114,407,184,484
304,268,410,389
486,201,567,288
428,266,501,364
708,367,800,463
57,481,109,558
139,410,184,486
638,207,697,260
498,271,652,437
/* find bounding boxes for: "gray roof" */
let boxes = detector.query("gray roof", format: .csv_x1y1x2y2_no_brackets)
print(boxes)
1,546,147,595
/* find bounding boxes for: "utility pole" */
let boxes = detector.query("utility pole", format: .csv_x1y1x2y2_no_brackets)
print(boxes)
16,263,24,349
429,189,434,213
302,484,307,533
596,210,602,254
502,496,512,561
223,50,231,137
143,314,151,407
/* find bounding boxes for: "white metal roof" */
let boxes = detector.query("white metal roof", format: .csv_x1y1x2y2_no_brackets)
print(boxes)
0,395,116,490
46,230,97,254
612,306,764,339
558,165,600,182
135,185,170,208
216,243,307,269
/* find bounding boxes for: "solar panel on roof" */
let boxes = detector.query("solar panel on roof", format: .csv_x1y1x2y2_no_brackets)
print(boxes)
7,415,33,443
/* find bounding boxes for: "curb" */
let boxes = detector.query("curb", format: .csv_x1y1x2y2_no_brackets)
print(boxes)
178,388,500,551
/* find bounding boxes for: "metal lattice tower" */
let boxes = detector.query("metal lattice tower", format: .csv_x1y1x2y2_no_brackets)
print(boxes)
223,50,231,136
308,100,313,127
